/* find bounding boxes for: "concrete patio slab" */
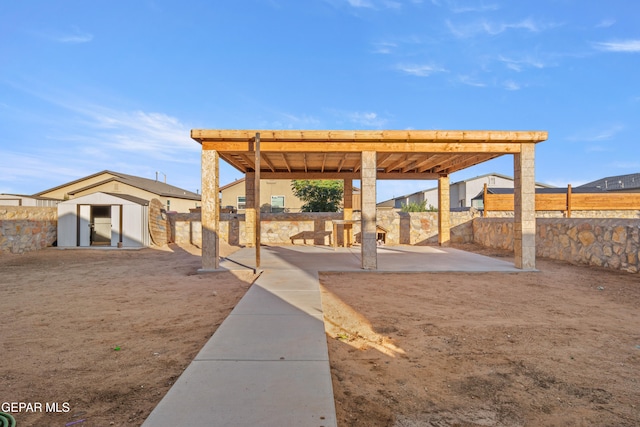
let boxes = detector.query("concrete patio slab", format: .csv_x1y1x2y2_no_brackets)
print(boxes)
231,285,324,316
143,244,525,427
142,360,336,427
196,313,328,361
253,270,320,290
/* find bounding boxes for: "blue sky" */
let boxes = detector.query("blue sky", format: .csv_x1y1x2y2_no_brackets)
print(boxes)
1,0,639,202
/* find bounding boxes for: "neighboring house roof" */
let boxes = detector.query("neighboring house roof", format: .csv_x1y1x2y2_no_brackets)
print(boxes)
33,170,201,201
577,173,640,191
0,193,59,200
377,172,555,205
219,178,246,192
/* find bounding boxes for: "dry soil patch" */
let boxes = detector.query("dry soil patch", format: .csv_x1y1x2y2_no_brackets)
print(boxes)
1,243,255,426
321,244,640,426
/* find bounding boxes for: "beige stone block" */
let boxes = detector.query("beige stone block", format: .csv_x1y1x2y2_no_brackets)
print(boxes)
578,230,596,246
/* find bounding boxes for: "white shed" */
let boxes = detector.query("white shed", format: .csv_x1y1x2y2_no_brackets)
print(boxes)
57,192,150,248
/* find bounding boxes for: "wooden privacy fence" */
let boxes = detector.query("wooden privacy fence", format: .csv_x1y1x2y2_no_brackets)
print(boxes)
483,184,640,217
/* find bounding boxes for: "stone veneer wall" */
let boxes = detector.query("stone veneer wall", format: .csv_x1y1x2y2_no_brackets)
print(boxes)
167,211,476,247
148,199,168,246
161,211,640,273
0,207,57,254
473,217,640,273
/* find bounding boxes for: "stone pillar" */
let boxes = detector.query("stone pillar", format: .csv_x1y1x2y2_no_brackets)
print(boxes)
201,149,219,270
438,175,450,246
361,151,377,270
514,143,536,269
343,179,353,247
245,172,256,248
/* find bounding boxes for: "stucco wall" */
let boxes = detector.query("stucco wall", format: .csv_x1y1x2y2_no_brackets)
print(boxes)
473,217,640,273
0,207,57,254
220,179,305,213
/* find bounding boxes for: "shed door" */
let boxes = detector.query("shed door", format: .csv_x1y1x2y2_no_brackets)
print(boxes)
91,205,112,245
79,205,91,247
111,205,122,247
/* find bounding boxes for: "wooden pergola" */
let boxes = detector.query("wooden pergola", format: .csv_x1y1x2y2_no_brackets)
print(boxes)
192,130,548,271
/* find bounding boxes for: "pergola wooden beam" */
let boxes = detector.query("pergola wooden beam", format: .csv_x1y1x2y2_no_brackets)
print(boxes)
415,154,448,173
192,129,548,143
261,153,276,172
257,172,441,180
203,142,525,153
281,153,291,172
384,154,408,173
337,155,347,173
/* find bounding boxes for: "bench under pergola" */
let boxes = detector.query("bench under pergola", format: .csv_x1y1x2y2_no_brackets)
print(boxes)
192,129,548,271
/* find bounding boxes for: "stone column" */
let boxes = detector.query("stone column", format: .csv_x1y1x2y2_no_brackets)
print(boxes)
438,175,450,246
361,151,377,270
244,172,256,248
201,149,219,270
343,179,353,247
514,143,536,269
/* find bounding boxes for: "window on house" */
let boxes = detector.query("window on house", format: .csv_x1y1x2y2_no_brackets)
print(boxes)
489,177,496,185
166,199,171,211
271,195,285,213
237,196,246,210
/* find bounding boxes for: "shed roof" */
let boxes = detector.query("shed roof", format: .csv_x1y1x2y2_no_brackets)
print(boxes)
58,191,149,205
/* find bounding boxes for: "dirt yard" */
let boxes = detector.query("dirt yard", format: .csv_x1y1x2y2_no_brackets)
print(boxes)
1,243,639,427
321,244,640,427
0,243,255,427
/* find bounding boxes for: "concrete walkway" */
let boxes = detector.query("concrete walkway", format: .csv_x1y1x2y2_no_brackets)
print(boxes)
142,245,521,427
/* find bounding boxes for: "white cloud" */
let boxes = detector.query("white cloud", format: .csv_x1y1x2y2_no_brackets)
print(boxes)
51,27,93,44
382,0,402,8
446,17,550,38
396,63,447,76
0,151,91,185
503,80,520,91
326,109,389,128
450,2,499,13
347,111,389,127
62,105,198,161
458,75,486,87
591,126,624,141
593,40,640,53
24,89,199,161
327,0,403,10
372,41,398,54
585,145,610,153
595,19,616,29
261,112,322,129
608,161,640,169
347,0,375,7
498,55,547,72
567,124,624,142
